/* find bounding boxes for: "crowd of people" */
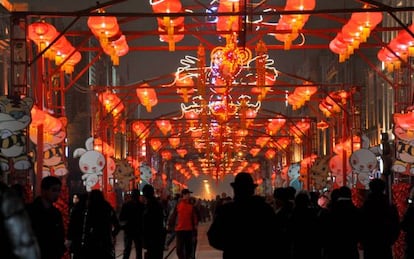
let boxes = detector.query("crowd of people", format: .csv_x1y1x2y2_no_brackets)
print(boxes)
1,173,414,259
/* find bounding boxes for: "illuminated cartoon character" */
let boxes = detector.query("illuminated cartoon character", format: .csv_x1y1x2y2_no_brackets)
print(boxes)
113,159,136,191
328,154,352,188
349,136,378,189
73,137,105,192
139,163,153,191
0,95,33,172
310,155,331,191
392,111,414,175
275,165,288,188
288,163,302,192
30,115,68,178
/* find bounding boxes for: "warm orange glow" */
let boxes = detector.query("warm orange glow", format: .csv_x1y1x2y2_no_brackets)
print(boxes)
161,150,172,160
132,121,149,139
150,138,162,151
98,91,125,116
136,83,158,112
265,149,276,160
156,120,172,135
168,137,180,148
176,147,188,158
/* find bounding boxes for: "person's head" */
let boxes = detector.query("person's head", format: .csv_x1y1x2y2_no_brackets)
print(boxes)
181,188,193,199
230,172,258,198
295,190,311,208
41,176,62,204
72,193,80,205
338,186,352,199
273,187,289,208
142,184,155,199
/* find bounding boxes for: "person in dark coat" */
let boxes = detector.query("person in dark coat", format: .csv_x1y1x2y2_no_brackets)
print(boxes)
142,184,166,259
401,187,414,259
66,192,88,259
79,189,121,259
320,186,362,259
119,188,145,259
360,178,400,259
273,187,294,259
26,176,66,259
207,172,277,259
289,190,322,259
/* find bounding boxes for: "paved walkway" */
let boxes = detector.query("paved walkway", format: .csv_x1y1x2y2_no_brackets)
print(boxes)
115,221,222,259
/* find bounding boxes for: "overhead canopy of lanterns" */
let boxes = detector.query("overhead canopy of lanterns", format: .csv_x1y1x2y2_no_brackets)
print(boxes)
28,20,81,74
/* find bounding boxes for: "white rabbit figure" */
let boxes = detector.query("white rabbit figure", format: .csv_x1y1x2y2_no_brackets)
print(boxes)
73,137,105,192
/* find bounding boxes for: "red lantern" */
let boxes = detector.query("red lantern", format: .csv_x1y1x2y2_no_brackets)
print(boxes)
132,121,149,139
136,83,158,112
28,21,58,50
87,10,119,45
161,150,172,160
156,120,172,135
150,138,162,151
168,137,180,148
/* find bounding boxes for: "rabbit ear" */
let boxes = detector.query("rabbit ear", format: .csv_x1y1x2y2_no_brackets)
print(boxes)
85,137,94,151
361,133,370,149
73,148,87,158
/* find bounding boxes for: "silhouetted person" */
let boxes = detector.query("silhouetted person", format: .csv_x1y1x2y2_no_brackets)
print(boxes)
320,186,362,259
119,189,145,259
142,184,166,259
26,176,66,259
207,172,277,259
401,187,414,259
273,187,294,259
0,181,40,259
360,178,400,259
80,189,121,259
66,192,88,259
289,190,322,259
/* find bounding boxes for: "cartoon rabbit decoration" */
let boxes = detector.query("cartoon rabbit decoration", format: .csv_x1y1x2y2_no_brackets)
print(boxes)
73,137,105,192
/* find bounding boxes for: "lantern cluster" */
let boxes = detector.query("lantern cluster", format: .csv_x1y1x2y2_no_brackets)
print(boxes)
318,90,349,117
287,83,318,110
329,5,382,62
28,20,81,74
377,23,414,72
87,9,129,65
274,0,316,50
150,0,185,51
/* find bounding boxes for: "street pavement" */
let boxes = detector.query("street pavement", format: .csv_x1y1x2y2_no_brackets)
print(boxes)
115,221,222,259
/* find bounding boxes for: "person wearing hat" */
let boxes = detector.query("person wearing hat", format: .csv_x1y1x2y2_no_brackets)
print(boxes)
207,172,277,259
167,188,198,259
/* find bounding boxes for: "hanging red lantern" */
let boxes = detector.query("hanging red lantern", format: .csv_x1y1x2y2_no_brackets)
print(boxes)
136,83,158,112
28,21,58,50
87,10,120,45
98,91,125,116
132,121,149,139
161,150,172,160
156,120,172,135
265,149,276,160
168,137,180,148
150,138,162,151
